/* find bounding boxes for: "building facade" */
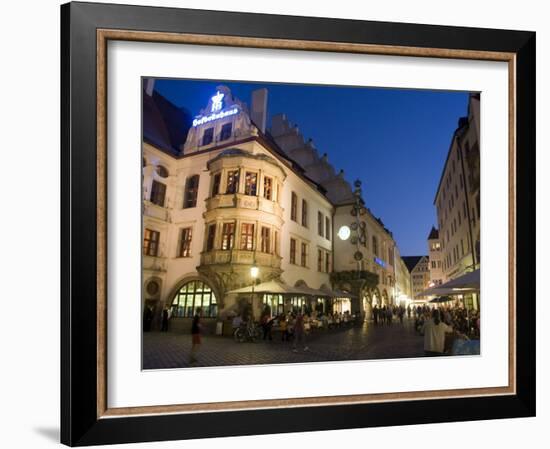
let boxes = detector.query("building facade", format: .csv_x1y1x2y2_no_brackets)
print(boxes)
433,93,480,309
143,83,403,329
434,94,480,283
427,226,444,286
394,248,413,306
402,256,430,301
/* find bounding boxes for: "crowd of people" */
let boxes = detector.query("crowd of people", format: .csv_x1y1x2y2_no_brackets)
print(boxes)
231,307,360,351
411,304,480,339
171,301,480,364
372,304,406,325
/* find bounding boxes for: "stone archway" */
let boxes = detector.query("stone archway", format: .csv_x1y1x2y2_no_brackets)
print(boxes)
372,287,382,306
362,291,373,320
382,289,389,306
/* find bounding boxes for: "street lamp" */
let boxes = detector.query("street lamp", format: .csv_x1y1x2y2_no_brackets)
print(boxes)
250,264,259,309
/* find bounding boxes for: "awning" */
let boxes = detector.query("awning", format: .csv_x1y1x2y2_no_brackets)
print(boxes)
227,280,357,299
226,279,305,295
319,285,357,299
419,269,480,297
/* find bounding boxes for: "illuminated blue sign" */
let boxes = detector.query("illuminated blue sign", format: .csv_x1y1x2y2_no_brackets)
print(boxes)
192,107,239,127
374,257,386,268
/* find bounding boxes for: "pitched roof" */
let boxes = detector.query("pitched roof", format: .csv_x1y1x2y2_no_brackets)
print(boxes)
401,256,427,273
427,226,439,240
143,87,192,155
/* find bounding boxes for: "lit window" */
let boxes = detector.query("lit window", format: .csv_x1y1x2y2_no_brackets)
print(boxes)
240,223,255,251
183,175,200,208
226,170,239,194
221,222,235,250
244,172,258,196
171,280,217,318
261,227,270,253
143,229,160,256
178,227,193,257
263,177,272,200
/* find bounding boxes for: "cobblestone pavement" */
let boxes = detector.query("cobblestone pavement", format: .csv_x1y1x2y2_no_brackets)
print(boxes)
143,318,429,369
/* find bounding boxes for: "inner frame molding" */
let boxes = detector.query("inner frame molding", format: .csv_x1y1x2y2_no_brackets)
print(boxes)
96,28,516,419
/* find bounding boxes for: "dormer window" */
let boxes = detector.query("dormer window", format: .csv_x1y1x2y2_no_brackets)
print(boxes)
220,122,232,141
202,127,214,146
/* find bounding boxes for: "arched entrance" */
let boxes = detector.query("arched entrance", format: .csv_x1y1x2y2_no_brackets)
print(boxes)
371,287,382,306
171,279,218,318
362,291,373,320
382,290,389,306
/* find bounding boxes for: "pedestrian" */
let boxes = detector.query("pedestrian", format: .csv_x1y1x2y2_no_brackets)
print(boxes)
189,307,202,364
260,307,273,340
373,305,378,325
231,313,242,335
292,312,309,352
386,306,392,325
398,306,404,324
161,305,170,332
280,314,289,341
143,305,154,332
407,305,411,319
421,309,454,355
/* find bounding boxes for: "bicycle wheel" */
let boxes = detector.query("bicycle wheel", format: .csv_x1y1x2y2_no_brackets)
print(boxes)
234,328,245,343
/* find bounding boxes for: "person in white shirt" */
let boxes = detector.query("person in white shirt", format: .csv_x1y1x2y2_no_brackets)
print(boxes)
422,310,453,355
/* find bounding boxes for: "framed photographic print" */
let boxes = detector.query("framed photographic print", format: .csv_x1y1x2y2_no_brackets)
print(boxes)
61,1,536,446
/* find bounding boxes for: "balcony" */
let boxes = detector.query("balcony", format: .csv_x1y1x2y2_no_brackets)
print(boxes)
200,249,281,269
205,194,283,216
143,255,167,272
143,202,170,222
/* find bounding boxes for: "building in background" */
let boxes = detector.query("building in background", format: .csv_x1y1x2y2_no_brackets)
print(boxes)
433,93,480,309
142,82,404,330
427,226,443,287
394,247,413,307
402,256,430,302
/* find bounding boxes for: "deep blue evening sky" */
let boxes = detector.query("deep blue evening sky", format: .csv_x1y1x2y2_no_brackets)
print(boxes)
154,78,470,256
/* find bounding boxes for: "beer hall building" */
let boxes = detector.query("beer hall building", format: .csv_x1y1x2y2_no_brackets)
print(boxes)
142,82,406,332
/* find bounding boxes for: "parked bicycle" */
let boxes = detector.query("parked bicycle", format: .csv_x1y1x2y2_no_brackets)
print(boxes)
233,322,261,343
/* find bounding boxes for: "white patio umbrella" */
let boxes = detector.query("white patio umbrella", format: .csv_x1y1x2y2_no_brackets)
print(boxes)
226,279,306,295
419,269,480,297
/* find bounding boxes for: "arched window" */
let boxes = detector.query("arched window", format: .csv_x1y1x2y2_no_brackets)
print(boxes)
183,175,200,208
171,280,217,318
156,165,169,178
